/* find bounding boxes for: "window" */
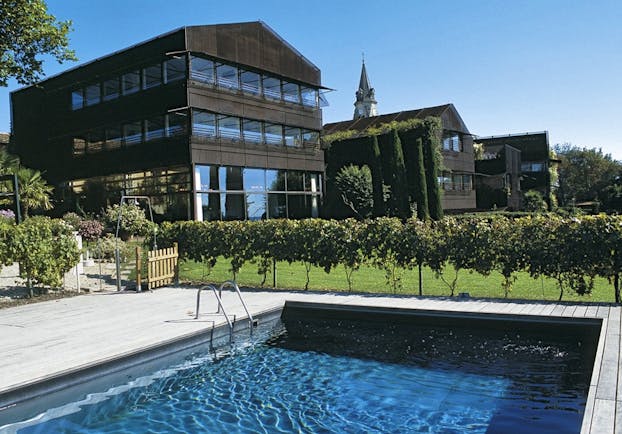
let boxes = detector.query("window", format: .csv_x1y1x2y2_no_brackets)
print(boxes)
521,162,545,172
192,110,216,137
262,76,281,100
222,193,245,220
84,84,101,106
287,171,304,191
288,195,310,219
216,63,238,90
105,126,122,150
284,127,301,147
122,70,141,95
442,134,461,152
123,121,142,145
190,56,214,84
264,123,283,145
302,130,320,146
145,116,165,141
87,129,105,153
301,86,318,107
268,193,287,218
103,78,120,101
221,166,243,190
305,173,320,193
165,57,186,82
197,193,221,221
217,116,240,140
242,119,262,143
246,193,266,220
282,81,300,104
243,168,265,192
195,165,220,191
266,169,286,191
71,89,84,110
240,70,261,95
73,137,86,155
167,112,187,136
143,64,162,89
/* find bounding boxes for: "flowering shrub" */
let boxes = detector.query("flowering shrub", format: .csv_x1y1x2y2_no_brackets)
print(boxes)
0,209,15,221
77,219,104,241
62,212,83,230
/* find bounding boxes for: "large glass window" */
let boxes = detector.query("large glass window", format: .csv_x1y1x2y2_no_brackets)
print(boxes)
143,64,162,89
221,166,243,190
302,130,320,146
264,123,283,145
103,78,120,101
287,171,304,191
262,76,281,100
222,193,245,220
145,116,165,141
246,193,266,220
243,168,265,192
217,116,240,140
266,169,286,191
84,84,101,106
288,195,310,219
122,71,141,95
87,129,105,153
165,57,186,82
71,89,84,110
105,126,122,150
195,165,220,191
284,127,301,147
240,70,261,95
216,63,238,90
190,56,214,84
301,86,318,107
192,110,216,137
282,81,300,104
197,193,221,221
305,173,321,193
123,121,142,145
167,112,187,136
268,193,287,218
242,119,262,143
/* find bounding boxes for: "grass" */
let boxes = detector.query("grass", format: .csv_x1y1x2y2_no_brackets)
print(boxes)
179,258,616,303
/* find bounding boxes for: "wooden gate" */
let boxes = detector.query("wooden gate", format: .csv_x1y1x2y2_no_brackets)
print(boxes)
136,242,179,290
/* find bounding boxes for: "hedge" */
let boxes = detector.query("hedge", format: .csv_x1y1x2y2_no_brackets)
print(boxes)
157,214,622,302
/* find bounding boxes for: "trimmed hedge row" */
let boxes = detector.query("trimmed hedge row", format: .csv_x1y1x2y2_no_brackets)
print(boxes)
157,215,622,301
0,216,81,295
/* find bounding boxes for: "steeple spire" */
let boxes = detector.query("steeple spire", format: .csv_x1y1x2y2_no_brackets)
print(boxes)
353,56,378,119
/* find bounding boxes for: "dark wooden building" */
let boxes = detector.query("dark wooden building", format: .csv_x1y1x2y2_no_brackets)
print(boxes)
10,22,325,221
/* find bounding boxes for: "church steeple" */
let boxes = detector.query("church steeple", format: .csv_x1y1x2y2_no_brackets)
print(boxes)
353,57,378,119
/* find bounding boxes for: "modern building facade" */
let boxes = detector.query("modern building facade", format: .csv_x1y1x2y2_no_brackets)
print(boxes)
475,131,555,208
475,144,522,209
10,22,325,221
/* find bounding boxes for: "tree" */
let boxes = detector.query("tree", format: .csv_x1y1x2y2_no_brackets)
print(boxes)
554,144,622,206
422,119,443,220
386,129,409,218
370,135,386,217
0,0,76,86
522,190,548,212
15,166,53,217
334,165,373,219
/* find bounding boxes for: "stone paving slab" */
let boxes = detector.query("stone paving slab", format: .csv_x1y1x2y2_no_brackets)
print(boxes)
0,287,619,433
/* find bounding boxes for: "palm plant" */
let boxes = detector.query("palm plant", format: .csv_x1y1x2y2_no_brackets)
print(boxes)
15,167,53,217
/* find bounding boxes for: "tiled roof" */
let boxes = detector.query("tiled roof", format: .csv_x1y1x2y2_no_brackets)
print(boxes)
323,104,452,134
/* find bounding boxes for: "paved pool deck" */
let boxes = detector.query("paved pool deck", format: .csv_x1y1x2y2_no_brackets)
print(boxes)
0,287,620,433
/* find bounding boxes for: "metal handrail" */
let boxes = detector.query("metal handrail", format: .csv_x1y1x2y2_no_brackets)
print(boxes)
218,281,255,332
196,284,233,342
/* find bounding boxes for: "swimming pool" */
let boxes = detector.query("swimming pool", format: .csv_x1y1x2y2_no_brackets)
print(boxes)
1,303,599,433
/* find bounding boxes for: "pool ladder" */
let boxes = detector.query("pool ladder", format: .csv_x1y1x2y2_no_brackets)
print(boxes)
195,281,257,342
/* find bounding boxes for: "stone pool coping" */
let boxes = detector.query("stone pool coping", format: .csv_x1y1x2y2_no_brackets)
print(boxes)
0,287,619,433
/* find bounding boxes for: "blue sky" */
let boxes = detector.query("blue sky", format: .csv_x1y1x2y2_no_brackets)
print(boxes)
1,0,621,159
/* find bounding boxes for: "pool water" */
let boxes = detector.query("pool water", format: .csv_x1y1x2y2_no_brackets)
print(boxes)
3,316,593,433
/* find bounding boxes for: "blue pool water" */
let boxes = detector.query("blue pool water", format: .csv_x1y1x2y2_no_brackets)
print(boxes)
3,315,594,433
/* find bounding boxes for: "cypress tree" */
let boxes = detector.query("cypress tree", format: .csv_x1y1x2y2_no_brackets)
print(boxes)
423,120,444,220
413,136,430,220
370,135,386,217
387,129,410,218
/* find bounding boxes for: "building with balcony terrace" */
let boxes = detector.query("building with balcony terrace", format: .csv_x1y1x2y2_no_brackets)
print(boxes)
10,22,325,221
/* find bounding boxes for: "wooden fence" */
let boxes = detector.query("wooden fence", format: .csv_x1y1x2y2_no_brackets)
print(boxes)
136,242,179,290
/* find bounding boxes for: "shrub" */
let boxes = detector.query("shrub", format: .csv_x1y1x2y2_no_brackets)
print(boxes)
90,234,130,261
62,212,83,230
103,203,152,238
523,190,548,212
77,219,104,241
0,209,15,222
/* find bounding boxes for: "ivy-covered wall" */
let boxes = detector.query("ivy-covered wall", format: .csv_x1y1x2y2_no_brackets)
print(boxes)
323,117,443,220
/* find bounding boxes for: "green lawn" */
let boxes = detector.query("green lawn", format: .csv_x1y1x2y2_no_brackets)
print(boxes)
178,258,616,303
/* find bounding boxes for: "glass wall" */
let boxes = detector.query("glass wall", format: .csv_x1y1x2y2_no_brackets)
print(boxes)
194,164,322,221
72,111,188,156
68,166,192,221
71,55,187,110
